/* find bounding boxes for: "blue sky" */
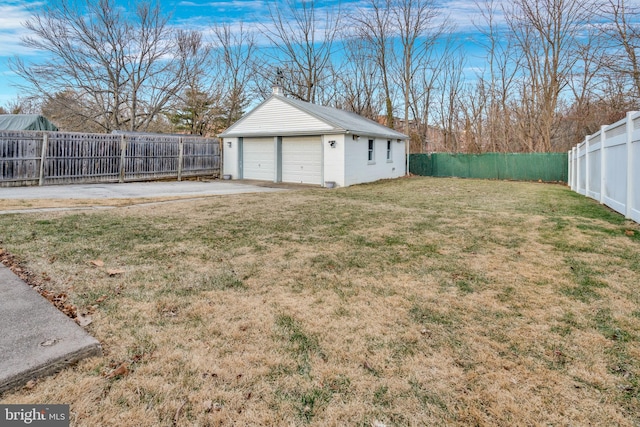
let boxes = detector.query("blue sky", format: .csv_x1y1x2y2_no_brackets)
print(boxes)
0,0,488,107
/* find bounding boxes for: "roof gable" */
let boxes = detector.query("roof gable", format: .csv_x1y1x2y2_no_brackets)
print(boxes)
219,97,334,137
220,96,407,140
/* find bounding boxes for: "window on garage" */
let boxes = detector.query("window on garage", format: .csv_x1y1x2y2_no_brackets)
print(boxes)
386,140,392,161
368,139,375,163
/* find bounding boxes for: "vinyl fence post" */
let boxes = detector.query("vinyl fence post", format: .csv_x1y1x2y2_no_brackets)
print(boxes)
38,132,48,186
178,137,183,181
568,149,572,188
119,134,126,183
585,135,591,197
626,112,635,219
600,126,607,204
576,144,581,194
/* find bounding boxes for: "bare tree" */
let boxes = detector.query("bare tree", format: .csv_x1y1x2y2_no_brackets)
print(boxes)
473,0,521,152
11,0,209,132
336,36,384,120
393,0,445,139
409,36,456,153
352,0,397,127
504,0,590,152
212,22,261,131
600,0,640,98
1,96,41,115
434,47,466,152
259,0,341,103
41,90,106,132
560,24,608,147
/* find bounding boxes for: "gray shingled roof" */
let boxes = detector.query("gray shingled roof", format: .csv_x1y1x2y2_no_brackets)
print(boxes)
220,95,408,140
278,96,408,140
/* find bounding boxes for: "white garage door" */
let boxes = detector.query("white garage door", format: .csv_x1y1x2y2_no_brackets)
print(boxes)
282,136,322,185
243,137,274,181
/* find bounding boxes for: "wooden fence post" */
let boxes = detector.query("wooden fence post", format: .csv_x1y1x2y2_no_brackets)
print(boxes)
38,132,48,186
178,137,184,181
119,134,126,183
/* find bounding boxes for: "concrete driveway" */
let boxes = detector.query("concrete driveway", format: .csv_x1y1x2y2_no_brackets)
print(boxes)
0,180,289,200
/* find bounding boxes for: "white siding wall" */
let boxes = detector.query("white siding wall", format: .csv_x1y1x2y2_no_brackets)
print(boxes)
230,97,334,135
344,136,406,187
222,137,239,178
322,134,346,187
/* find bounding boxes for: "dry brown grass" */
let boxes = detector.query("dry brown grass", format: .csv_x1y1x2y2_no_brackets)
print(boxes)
0,196,210,212
1,177,639,426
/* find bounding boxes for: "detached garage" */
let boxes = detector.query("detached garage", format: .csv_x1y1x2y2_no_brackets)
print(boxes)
219,87,408,188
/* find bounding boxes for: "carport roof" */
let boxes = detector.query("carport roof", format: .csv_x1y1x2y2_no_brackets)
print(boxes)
219,94,408,140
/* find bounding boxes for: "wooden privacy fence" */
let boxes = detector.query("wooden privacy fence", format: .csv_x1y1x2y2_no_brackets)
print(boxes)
0,131,221,187
568,111,640,223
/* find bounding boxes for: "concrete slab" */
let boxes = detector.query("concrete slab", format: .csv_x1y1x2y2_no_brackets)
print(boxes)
0,264,102,394
0,180,289,200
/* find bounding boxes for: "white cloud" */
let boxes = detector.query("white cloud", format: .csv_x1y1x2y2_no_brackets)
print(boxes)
0,1,44,102
174,0,268,21
0,1,42,56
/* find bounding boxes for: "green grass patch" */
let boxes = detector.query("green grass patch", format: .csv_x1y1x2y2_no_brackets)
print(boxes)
560,258,608,302
274,314,324,377
409,304,455,326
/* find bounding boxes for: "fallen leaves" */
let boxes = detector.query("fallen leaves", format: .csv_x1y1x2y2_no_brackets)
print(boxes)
0,250,121,327
89,259,125,276
1,248,82,321
105,362,129,379
107,269,125,276
625,229,635,237
40,289,77,318
76,313,93,327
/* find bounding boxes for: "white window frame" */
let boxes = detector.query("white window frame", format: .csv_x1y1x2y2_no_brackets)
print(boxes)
386,140,392,162
368,139,375,164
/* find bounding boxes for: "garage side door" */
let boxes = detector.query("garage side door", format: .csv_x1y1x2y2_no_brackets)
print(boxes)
243,137,274,181
282,136,322,185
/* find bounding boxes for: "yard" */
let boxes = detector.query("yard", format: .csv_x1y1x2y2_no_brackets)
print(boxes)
0,177,639,426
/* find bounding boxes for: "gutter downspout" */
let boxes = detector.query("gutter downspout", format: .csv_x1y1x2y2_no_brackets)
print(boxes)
405,138,409,176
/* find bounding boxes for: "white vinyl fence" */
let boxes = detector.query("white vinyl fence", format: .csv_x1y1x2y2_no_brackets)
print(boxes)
568,111,640,223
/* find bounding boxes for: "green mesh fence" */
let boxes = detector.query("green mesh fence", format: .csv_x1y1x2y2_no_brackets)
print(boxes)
409,153,568,182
